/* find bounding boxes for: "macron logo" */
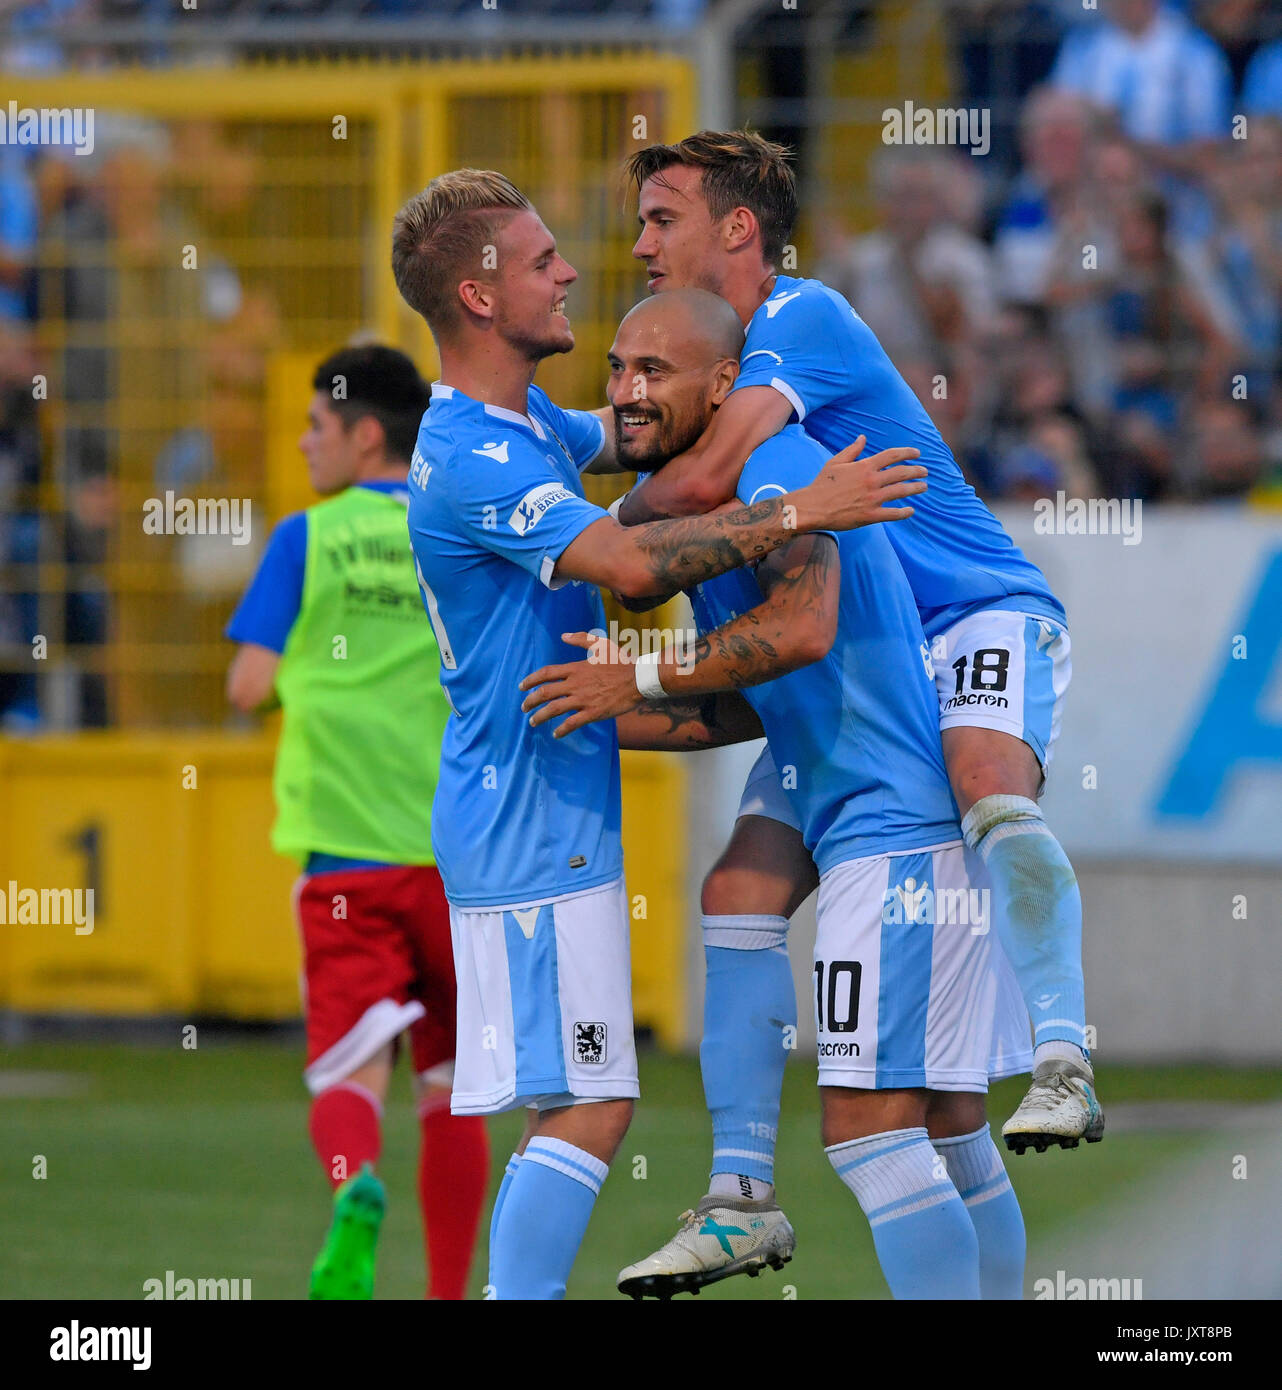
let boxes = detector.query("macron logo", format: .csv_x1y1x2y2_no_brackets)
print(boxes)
473,440,510,464
763,291,801,318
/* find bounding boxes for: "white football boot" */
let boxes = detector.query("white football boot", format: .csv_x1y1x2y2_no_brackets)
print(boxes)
617,1194,796,1299
1002,1056,1105,1154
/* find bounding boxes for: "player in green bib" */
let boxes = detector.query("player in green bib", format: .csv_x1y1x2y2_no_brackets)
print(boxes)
226,345,488,1300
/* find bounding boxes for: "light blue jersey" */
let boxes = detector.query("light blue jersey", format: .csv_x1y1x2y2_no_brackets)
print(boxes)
731,275,1065,639
690,425,959,872
406,382,621,908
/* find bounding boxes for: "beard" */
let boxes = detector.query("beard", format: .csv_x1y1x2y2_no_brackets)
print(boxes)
614,403,708,473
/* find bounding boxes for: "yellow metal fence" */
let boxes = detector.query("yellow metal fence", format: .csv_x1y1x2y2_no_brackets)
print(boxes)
1,54,697,1042
3,55,695,727
0,736,688,1047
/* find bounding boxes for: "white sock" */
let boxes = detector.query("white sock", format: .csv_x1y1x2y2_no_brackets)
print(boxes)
1033,1039,1087,1068
709,1172,775,1203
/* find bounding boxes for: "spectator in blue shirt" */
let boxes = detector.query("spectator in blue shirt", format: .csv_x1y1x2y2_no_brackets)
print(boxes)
1242,37,1282,120
1050,0,1233,237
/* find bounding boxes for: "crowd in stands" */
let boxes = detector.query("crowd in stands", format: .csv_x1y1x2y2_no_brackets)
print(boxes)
2,0,1281,723
817,0,1282,503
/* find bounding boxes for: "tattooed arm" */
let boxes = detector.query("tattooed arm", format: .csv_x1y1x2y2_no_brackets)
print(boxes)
552,436,922,600
520,535,840,738
615,691,764,751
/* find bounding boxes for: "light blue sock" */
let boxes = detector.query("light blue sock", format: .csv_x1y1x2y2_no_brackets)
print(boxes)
488,1137,607,1300
963,795,1087,1054
701,915,795,1187
827,1126,980,1299
933,1125,1025,1299
488,1152,522,1267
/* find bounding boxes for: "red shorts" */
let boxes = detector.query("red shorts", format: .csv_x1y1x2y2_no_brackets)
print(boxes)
294,864,457,1095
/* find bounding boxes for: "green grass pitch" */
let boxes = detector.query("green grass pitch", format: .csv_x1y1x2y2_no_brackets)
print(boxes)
3,1040,1279,1300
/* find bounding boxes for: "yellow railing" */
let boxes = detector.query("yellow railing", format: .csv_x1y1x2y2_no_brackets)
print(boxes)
2,54,697,1042
0,735,688,1047
3,55,695,727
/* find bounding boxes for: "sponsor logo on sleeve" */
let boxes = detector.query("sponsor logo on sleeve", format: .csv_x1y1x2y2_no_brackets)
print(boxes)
509,483,575,535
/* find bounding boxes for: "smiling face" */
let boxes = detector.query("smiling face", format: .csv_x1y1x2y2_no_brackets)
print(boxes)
606,292,742,471
631,163,733,298
485,208,578,360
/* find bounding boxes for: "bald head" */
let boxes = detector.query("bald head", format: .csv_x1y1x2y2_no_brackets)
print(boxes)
617,287,745,364
607,289,744,472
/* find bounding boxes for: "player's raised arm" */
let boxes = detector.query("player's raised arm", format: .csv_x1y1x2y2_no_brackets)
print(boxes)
615,385,794,520
553,438,921,600
522,532,841,738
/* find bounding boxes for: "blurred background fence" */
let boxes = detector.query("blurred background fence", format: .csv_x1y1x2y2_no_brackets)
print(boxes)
1,0,1280,1058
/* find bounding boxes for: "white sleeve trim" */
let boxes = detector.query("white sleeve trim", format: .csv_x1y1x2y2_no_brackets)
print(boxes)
539,553,569,591
770,376,807,422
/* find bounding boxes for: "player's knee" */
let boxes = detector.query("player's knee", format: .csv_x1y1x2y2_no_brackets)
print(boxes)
820,1087,925,1148
700,860,755,917
960,792,1043,853
343,1045,394,1103
586,1098,634,1161
926,1090,986,1140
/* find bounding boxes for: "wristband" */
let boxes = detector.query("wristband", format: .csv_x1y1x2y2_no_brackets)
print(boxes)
608,492,629,521
634,650,667,700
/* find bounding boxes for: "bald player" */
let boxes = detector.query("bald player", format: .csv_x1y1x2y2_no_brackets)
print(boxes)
394,171,930,1301
522,290,1031,1300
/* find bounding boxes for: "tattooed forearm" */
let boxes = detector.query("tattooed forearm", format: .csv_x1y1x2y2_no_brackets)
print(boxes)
689,627,782,689
655,535,840,697
631,497,790,593
620,692,761,751
632,694,720,743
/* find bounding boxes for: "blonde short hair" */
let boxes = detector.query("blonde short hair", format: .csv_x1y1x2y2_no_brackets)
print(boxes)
391,169,532,335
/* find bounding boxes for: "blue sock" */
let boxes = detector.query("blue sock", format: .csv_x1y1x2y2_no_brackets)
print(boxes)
963,795,1087,1054
488,1137,606,1300
933,1125,1025,1299
701,915,795,1187
488,1152,522,1269
826,1126,980,1299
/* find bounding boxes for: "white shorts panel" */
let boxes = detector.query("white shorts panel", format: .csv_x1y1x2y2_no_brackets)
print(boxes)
933,611,1071,775
735,743,802,831
303,997,426,1097
448,878,639,1115
813,843,1031,1092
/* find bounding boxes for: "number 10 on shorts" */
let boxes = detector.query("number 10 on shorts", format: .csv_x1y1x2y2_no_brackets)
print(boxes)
814,959,862,1033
